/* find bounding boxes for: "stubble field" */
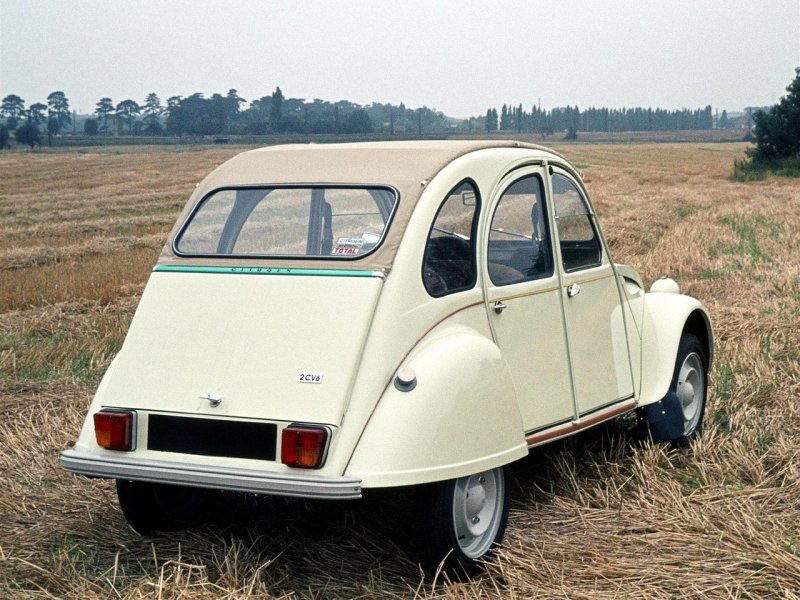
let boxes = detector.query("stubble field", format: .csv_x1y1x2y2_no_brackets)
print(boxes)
1,142,799,599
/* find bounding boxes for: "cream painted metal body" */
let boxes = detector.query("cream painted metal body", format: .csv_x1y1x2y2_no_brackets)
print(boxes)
62,141,713,500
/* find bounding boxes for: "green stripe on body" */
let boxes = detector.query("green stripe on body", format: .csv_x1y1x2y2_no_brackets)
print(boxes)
154,265,380,277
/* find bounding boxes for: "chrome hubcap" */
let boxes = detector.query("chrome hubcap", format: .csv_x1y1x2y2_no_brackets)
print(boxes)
452,468,504,559
677,352,704,435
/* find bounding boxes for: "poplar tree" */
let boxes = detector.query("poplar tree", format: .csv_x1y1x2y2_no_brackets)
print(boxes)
269,87,284,132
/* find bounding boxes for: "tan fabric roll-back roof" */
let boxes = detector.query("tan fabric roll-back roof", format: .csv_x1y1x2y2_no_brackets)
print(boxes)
158,140,557,273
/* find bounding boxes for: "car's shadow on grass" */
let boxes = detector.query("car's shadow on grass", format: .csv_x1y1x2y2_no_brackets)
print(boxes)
102,415,643,594
121,484,428,594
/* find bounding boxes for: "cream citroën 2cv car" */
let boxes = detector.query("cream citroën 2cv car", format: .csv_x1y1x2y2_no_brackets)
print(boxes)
62,140,712,575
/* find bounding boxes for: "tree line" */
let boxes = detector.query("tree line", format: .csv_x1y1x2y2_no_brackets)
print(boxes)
0,91,72,148
485,104,715,135
0,88,457,147
1,86,727,149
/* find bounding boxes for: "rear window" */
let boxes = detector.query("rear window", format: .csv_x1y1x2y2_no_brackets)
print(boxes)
174,186,398,258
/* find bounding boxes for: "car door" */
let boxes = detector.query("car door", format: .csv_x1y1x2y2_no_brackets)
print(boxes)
550,168,634,415
483,168,575,432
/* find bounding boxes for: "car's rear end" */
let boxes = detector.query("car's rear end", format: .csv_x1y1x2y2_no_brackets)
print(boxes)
60,141,558,574
62,178,403,488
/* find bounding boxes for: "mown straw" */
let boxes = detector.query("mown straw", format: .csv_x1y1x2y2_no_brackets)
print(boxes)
1,142,798,598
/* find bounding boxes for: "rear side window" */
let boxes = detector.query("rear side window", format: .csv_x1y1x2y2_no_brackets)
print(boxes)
422,181,480,297
552,174,602,271
174,186,397,258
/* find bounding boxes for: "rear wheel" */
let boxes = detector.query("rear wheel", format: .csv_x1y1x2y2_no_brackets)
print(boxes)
116,479,208,535
416,466,509,577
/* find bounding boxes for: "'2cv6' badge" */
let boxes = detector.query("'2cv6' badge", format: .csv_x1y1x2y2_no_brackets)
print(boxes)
297,372,324,384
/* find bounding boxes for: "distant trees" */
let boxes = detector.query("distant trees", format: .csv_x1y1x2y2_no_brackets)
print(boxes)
0,84,728,144
162,89,381,136
1,94,25,130
360,103,446,135
244,95,271,134
485,108,498,132
749,67,800,161
15,122,41,148
269,87,284,131
486,103,714,134
95,97,114,133
733,67,800,179
0,94,51,147
115,99,141,134
345,109,373,133
28,103,47,127
166,92,242,135
47,117,60,145
84,118,99,135
500,104,511,130
224,89,245,129
165,93,209,135
142,93,164,134
46,91,71,133
0,125,9,149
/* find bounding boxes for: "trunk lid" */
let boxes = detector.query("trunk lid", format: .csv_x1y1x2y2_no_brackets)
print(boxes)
102,269,383,425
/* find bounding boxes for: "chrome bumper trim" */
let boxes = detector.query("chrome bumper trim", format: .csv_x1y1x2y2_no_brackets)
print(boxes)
60,449,362,499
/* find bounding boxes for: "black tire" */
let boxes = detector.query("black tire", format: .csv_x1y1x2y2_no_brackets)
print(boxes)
116,479,208,535
415,466,509,577
671,333,707,445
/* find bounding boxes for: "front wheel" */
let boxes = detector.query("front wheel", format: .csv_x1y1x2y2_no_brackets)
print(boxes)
416,466,509,577
636,333,708,444
673,333,707,444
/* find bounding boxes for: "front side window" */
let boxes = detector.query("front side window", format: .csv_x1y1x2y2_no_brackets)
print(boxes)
487,175,553,286
552,174,602,271
422,181,479,297
174,186,397,258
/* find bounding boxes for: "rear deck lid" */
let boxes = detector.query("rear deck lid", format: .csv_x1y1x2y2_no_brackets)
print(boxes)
101,268,383,425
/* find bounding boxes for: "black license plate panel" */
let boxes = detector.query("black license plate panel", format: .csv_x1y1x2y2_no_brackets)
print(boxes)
148,415,277,461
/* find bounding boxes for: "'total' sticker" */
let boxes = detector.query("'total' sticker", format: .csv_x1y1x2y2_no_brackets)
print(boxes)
332,246,359,255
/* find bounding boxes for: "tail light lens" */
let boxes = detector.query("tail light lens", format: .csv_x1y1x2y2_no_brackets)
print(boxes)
281,425,328,469
94,410,135,451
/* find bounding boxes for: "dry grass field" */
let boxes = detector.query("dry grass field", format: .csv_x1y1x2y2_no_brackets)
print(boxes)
1,142,798,599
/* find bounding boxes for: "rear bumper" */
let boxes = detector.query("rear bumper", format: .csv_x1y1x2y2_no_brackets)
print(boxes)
60,449,362,500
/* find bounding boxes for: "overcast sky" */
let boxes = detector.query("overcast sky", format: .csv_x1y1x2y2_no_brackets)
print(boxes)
1,0,798,117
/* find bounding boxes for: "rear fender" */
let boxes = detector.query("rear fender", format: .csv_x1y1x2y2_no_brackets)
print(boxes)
639,292,713,406
345,326,527,487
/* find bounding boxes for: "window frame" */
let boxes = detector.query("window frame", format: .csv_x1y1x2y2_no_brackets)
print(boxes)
421,178,482,298
551,172,603,273
172,183,399,261
486,172,554,287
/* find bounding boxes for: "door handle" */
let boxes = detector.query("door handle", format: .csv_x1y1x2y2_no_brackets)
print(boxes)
493,301,507,314
567,283,581,298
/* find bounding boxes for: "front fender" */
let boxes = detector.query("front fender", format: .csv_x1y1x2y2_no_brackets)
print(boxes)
345,326,527,487
639,292,713,406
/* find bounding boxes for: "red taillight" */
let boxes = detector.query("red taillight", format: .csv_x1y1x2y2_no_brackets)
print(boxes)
93,410,134,451
281,425,328,469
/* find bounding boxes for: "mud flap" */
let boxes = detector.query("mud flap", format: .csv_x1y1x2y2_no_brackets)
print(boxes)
636,391,684,442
